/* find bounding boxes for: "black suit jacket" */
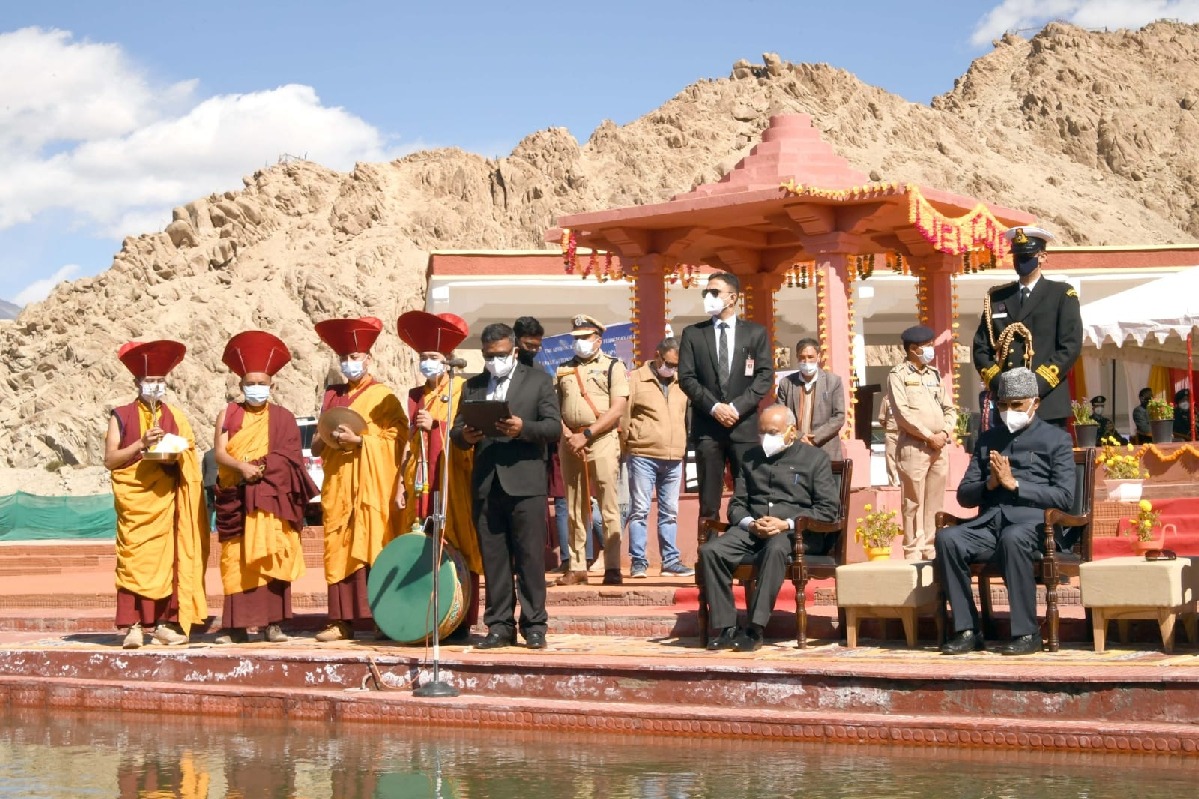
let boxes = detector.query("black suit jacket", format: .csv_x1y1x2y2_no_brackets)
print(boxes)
973,277,1082,421
678,317,774,444
450,364,561,498
727,441,839,527
956,416,1075,531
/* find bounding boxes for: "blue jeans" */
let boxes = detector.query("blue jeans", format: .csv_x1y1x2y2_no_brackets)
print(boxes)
626,456,683,570
555,496,600,567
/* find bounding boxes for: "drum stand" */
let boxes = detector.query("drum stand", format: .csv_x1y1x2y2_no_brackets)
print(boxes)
413,364,461,699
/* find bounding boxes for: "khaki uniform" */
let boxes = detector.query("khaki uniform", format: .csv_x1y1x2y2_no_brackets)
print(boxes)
887,362,957,559
877,392,900,487
556,352,630,571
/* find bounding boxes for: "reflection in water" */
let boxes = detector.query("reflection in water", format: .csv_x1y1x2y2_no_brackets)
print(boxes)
1,707,1196,799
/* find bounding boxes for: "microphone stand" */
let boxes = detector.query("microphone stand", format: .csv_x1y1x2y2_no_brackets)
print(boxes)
413,361,460,698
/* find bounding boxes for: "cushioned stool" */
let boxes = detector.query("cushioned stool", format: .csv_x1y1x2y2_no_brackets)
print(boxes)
836,560,941,648
1080,555,1199,653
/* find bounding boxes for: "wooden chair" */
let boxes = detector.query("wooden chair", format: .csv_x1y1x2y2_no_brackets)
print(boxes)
696,459,853,649
934,448,1096,652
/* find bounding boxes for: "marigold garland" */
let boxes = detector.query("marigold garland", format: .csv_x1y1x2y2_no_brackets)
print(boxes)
1134,442,1199,464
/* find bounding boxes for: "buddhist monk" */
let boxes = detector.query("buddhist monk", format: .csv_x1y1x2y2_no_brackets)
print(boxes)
312,317,407,642
103,340,209,649
396,311,482,640
212,331,318,644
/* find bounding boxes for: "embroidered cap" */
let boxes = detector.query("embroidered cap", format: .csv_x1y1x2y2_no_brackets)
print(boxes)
998,367,1038,400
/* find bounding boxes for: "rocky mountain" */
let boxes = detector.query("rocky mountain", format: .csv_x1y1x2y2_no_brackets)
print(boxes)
0,300,18,321
2,21,1198,470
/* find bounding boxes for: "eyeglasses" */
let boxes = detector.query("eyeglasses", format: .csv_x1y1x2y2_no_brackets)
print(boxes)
701,288,723,298
483,353,512,362
995,400,1034,411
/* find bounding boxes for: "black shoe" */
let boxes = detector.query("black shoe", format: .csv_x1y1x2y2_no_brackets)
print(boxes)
998,634,1041,656
525,631,547,650
733,626,764,652
602,569,623,586
475,629,516,649
940,630,985,655
442,625,473,644
706,627,739,651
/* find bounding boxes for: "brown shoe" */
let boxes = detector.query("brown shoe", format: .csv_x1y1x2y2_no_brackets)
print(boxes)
263,623,289,643
602,569,623,586
553,570,589,587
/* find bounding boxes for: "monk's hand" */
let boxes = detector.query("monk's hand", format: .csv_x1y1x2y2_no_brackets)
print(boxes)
335,424,362,447
713,403,738,428
239,462,264,483
462,425,484,444
566,431,588,457
140,426,164,451
496,415,523,438
414,409,434,432
394,487,406,510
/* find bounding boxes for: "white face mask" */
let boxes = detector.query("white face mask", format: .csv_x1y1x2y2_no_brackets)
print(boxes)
656,363,676,379
573,338,597,360
798,362,819,378
702,294,727,317
1180,402,1191,411
485,353,515,379
1000,408,1034,434
243,385,270,406
139,382,165,401
760,432,790,458
919,346,935,365
419,359,446,379
340,359,366,380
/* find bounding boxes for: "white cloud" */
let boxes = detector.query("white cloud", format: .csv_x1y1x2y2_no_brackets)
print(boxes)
13,263,80,305
0,27,412,240
972,0,1199,46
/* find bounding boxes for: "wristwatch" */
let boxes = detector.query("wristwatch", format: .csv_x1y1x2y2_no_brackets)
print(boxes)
583,428,594,440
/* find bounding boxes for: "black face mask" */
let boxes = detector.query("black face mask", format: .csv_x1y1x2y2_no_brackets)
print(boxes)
517,349,537,367
1014,254,1040,277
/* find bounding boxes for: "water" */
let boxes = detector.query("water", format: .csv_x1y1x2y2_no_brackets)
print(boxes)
1,707,1195,798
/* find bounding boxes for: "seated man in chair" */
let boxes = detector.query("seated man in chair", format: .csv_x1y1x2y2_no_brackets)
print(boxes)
936,368,1075,656
699,404,838,652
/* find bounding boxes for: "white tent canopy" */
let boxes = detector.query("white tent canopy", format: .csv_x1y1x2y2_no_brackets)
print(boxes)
1081,265,1199,369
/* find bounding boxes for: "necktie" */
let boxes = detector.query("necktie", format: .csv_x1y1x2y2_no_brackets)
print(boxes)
716,322,730,388
1020,286,1031,305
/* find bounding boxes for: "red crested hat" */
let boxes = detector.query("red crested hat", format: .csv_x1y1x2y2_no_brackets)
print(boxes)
396,311,469,356
314,316,383,357
118,340,186,379
222,331,292,377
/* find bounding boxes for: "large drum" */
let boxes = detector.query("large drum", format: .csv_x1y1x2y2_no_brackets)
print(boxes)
367,531,468,643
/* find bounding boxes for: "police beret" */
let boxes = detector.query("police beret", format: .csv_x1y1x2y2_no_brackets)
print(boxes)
570,314,605,336
998,367,1038,400
900,325,935,346
1090,395,1107,404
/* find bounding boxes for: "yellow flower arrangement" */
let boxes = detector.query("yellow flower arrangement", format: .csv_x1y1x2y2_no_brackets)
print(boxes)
1095,436,1147,480
854,504,903,549
1120,499,1161,542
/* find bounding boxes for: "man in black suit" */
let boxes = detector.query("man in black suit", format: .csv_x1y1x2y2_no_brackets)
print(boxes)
936,367,1075,657
451,322,561,650
698,404,838,652
678,271,774,520
973,226,1082,426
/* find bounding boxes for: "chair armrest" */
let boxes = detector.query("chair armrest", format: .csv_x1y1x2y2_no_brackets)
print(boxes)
935,511,968,529
1045,508,1089,528
699,517,729,546
794,516,841,534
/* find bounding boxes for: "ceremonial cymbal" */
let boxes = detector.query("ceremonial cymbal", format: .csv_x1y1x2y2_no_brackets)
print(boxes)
142,451,180,462
318,407,367,447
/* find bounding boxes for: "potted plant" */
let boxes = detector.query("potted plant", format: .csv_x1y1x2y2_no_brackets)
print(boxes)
953,407,974,452
1071,400,1100,448
854,504,902,561
1147,396,1174,443
1117,499,1175,555
1096,436,1147,502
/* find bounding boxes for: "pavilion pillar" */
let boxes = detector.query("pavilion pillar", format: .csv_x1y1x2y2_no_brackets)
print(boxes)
912,254,960,407
628,254,669,363
815,252,870,487
744,270,783,354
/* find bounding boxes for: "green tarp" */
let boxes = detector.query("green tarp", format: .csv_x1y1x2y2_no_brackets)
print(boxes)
0,492,116,541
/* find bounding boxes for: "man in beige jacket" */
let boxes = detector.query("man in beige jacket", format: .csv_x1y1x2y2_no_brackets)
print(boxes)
888,325,957,560
621,338,693,578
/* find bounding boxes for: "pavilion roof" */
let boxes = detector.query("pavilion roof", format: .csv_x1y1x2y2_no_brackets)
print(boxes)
552,114,1034,272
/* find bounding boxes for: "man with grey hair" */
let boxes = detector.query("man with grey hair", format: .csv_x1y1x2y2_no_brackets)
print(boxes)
698,404,838,652
936,367,1075,657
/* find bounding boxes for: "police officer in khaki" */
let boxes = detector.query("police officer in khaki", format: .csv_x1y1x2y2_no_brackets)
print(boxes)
888,325,957,560
554,315,629,586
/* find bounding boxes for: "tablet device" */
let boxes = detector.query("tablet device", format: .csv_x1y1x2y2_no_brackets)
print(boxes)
461,400,511,437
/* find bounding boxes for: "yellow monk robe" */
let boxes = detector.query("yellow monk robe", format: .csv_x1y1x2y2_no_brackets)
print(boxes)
321,381,407,584
216,404,305,595
398,375,482,573
111,402,209,635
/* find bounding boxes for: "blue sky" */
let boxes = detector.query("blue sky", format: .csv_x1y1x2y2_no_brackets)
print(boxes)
1,0,1193,305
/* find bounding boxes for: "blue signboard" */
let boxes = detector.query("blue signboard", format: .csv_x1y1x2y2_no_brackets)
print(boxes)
533,322,636,374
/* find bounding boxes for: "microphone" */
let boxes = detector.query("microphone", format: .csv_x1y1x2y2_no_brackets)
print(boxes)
445,357,468,370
